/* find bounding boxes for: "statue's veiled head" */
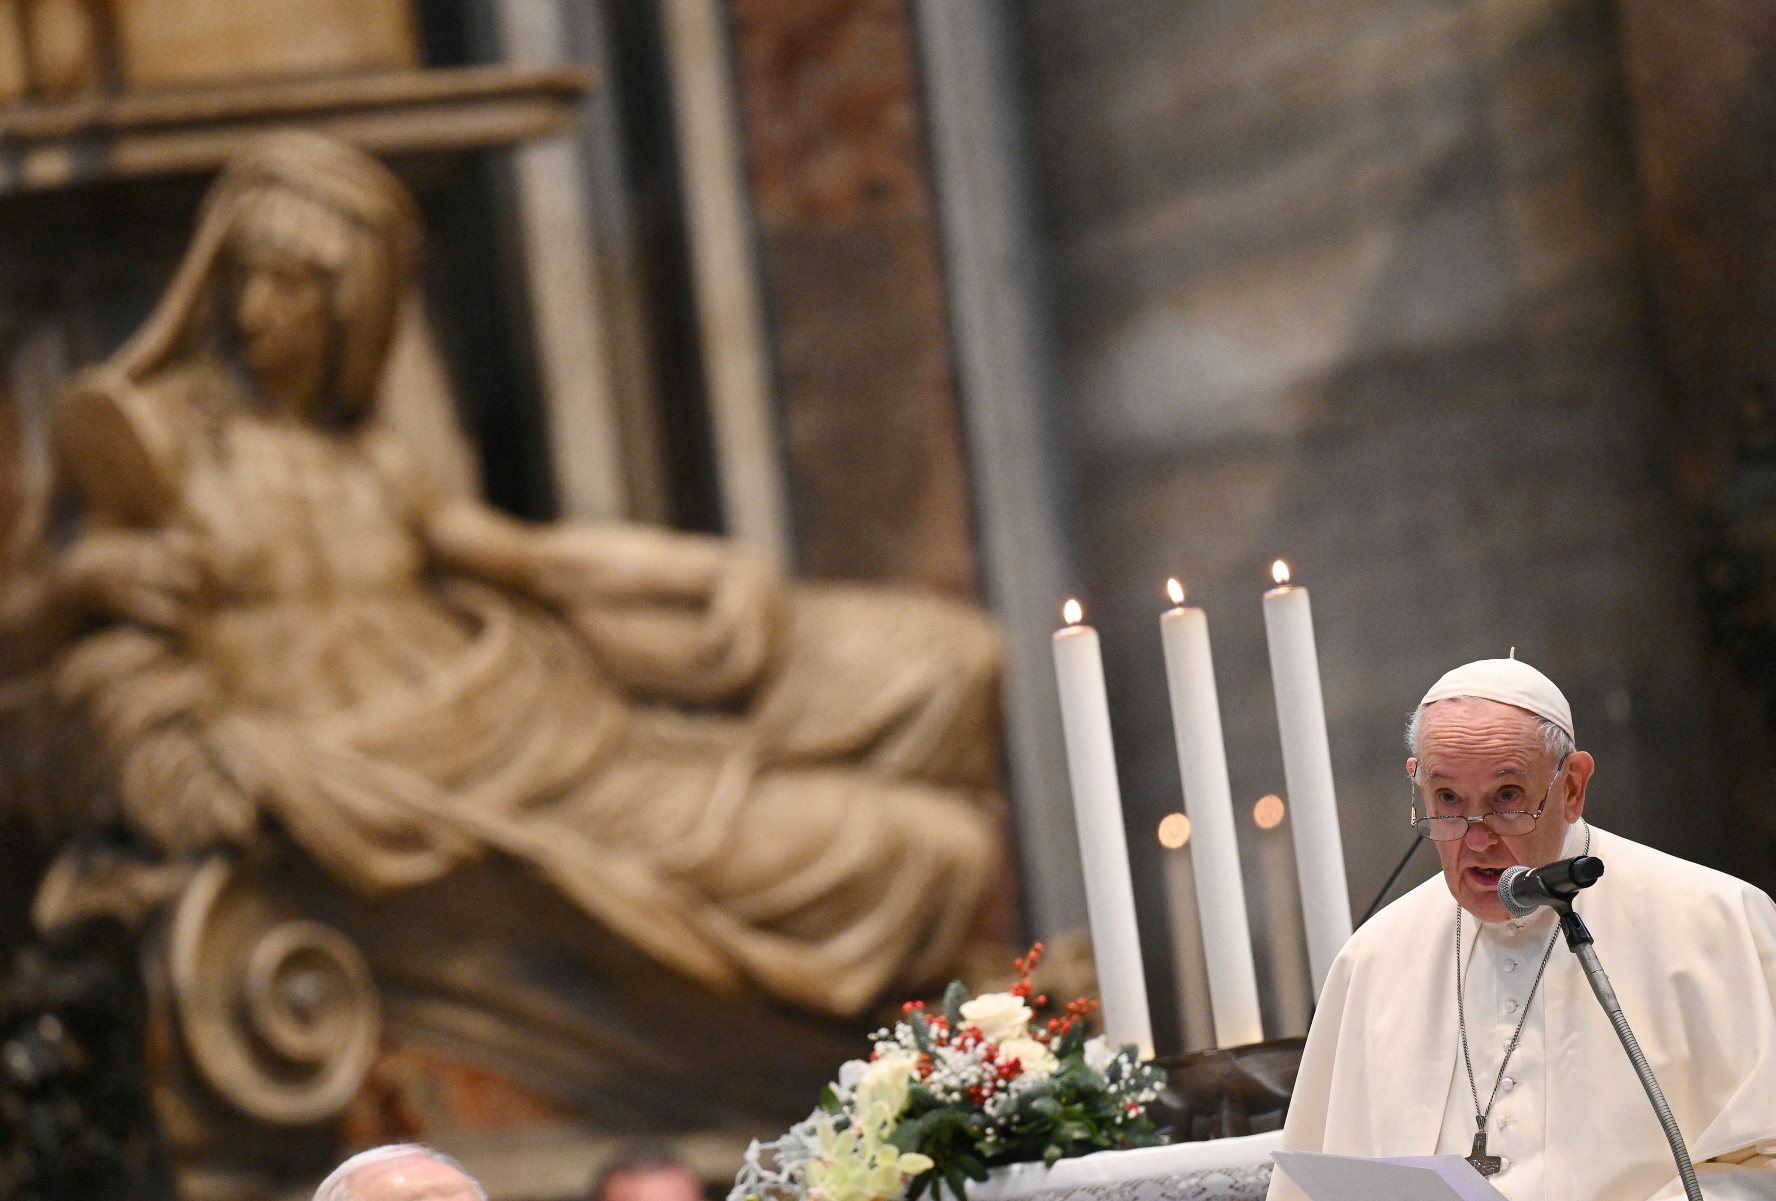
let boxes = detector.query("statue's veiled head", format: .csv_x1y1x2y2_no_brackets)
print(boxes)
124,132,422,428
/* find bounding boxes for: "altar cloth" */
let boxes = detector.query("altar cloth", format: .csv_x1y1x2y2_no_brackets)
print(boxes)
968,1131,1282,1201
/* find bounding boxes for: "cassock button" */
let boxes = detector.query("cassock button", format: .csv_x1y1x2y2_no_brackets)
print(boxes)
1501,1077,1515,1091
1503,959,1518,972
1504,999,1519,1014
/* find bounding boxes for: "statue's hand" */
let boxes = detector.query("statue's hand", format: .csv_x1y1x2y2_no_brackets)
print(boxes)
58,528,201,630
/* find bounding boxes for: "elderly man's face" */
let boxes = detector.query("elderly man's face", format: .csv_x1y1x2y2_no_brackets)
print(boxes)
1407,698,1593,923
348,1154,482,1201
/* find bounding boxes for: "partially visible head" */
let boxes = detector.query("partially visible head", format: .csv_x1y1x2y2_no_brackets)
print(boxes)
588,1143,703,1201
189,132,421,426
1404,659,1594,922
220,183,351,414
314,1145,486,1201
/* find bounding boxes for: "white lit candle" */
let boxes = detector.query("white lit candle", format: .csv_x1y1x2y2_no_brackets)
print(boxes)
1262,561,1353,994
1052,600,1154,1058
1158,813,1216,1053
1250,795,1312,1038
1158,580,1263,1047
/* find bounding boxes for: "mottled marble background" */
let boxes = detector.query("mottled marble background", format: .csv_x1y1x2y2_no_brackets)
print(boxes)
711,0,1776,1051
1013,0,1717,1040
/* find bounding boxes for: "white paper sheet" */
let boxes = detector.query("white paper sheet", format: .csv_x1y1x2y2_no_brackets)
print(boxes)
1271,1152,1510,1201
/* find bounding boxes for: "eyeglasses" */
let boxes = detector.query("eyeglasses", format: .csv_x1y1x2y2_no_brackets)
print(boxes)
1409,767,1561,842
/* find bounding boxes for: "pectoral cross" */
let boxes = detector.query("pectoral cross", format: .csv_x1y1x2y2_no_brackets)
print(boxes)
1467,1125,1502,1178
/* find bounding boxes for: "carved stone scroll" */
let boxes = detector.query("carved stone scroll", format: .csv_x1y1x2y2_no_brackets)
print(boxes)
168,858,380,1127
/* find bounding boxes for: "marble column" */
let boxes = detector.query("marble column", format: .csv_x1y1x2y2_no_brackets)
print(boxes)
726,0,978,598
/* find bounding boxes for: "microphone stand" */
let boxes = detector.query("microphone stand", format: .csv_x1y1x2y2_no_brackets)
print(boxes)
1549,899,1703,1201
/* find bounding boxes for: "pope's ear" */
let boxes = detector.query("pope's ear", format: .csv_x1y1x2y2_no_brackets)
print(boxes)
1563,750,1596,819
1405,757,1418,780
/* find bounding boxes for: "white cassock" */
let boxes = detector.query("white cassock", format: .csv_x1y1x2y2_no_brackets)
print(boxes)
1269,825,1776,1201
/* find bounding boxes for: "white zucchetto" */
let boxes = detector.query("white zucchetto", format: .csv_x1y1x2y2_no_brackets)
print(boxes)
1419,656,1574,740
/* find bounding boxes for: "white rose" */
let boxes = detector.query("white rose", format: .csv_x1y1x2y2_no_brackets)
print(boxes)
997,1035,1058,1079
1082,1035,1114,1074
959,992,1033,1042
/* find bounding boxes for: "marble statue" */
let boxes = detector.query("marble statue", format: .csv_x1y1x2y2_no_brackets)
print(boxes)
0,132,1004,1176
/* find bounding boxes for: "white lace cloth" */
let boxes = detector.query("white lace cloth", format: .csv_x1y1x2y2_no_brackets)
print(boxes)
968,1132,1281,1201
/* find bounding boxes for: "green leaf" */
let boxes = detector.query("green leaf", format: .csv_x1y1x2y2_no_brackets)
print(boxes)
892,1109,942,1149
817,1085,842,1115
1056,1120,1092,1145
910,1010,935,1054
944,979,968,1029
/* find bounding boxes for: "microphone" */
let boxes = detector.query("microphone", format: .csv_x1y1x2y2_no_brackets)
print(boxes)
1498,855,1605,918
1498,854,1702,1201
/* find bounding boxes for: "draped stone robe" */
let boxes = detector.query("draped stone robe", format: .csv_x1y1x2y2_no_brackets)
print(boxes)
20,131,1003,1026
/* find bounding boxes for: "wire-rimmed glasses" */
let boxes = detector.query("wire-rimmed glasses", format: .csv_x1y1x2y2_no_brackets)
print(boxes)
1410,769,1559,842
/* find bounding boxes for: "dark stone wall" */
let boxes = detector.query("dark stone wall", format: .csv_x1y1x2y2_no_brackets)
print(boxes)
1014,0,1735,1043
1617,0,1776,895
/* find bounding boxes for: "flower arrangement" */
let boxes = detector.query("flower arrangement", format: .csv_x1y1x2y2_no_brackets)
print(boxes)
731,945,1167,1201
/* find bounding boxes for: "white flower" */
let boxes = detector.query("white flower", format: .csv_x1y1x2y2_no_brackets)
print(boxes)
835,1059,869,1098
1082,1035,1114,1074
854,1050,919,1120
959,991,1033,1042
997,1035,1057,1079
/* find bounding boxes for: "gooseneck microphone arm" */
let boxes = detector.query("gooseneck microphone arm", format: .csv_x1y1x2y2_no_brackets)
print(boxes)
1499,861,1703,1201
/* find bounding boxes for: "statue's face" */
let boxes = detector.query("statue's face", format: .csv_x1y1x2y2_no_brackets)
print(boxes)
227,238,333,413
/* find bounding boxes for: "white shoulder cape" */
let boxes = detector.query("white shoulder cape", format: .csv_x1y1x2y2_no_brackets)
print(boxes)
1268,827,1776,1201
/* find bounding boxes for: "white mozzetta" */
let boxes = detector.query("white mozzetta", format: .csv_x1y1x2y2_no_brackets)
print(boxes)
1272,826,1776,1201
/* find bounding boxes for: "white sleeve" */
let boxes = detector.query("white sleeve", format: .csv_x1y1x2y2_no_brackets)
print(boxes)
1646,1153,1776,1201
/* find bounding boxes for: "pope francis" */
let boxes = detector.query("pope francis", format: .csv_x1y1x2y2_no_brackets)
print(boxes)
1269,658,1776,1201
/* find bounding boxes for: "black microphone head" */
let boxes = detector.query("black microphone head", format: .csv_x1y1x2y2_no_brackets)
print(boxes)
1568,855,1605,889
1498,855,1606,917
1498,865,1537,918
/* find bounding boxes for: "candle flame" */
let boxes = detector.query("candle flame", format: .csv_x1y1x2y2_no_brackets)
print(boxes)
1254,794,1286,830
1166,577,1185,606
1271,559,1291,586
1062,598,1083,626
1157,812,1191,849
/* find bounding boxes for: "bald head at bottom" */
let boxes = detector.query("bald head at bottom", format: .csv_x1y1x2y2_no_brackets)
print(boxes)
336,1151,483,1201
